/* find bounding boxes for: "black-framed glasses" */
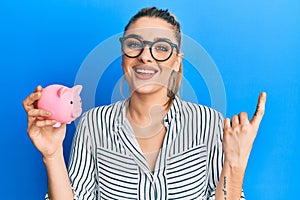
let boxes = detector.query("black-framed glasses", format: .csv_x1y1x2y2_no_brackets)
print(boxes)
119,35,179,62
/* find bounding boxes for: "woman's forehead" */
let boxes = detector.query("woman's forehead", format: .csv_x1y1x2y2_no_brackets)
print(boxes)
124,28,177,41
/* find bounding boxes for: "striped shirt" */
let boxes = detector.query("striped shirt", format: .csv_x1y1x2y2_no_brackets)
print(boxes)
48,96,246,199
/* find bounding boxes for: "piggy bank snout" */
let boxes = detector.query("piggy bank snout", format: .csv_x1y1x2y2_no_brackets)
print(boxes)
71,88,83,118
72,99,82,118
72,107,82,118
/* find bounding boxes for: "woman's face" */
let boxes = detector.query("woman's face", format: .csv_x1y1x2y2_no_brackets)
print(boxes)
121,17,183,96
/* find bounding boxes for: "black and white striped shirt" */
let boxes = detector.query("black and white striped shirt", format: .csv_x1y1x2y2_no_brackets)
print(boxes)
52,96,245,199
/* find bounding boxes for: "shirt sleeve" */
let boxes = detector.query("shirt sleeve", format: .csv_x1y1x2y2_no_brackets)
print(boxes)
44,112,98,200
206,111,246,200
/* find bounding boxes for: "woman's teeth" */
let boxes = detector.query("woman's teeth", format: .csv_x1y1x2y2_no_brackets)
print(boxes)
135,69,156,74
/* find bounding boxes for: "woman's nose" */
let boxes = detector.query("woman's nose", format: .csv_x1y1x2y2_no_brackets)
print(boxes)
138,45,154,63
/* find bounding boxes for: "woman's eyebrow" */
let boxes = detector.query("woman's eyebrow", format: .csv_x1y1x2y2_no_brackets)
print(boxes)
124,34,142,39
154,37,172,42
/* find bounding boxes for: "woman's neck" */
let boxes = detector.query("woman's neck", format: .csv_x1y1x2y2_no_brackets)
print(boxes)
127,91,169,127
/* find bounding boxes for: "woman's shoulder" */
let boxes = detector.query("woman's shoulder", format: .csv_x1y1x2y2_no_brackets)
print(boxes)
178,98,225,146
180,99,224,120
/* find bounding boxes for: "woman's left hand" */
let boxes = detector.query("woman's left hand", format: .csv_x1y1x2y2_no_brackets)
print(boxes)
223,92,267,170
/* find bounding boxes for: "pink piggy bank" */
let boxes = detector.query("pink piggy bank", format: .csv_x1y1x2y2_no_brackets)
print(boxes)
37,84,83,127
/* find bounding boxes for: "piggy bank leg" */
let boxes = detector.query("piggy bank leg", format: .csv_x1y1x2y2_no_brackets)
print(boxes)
53,122,62,128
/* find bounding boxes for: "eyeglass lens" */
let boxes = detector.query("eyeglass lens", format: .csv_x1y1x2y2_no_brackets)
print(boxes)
122,37,173,61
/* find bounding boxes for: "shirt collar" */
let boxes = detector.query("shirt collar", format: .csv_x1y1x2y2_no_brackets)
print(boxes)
115,95,182,128
163,95,182,126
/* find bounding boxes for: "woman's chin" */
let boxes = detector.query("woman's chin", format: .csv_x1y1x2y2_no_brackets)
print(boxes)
130,83,166,97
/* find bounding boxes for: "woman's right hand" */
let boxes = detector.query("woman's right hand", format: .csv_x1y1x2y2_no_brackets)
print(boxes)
22,85,67,159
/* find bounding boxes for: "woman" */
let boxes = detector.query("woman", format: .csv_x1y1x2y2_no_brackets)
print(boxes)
22,7,266,200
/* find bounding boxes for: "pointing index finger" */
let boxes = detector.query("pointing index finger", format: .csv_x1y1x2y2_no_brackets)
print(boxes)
250,92,267,127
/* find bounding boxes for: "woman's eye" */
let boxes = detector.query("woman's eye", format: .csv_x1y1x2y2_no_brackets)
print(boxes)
155,45,169,52
126,42,141,49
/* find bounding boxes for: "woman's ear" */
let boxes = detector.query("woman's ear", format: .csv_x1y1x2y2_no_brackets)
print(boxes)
174,53,184,72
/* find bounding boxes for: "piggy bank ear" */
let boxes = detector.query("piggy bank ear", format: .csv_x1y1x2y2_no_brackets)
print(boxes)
57,87,69,98
73,85,83,94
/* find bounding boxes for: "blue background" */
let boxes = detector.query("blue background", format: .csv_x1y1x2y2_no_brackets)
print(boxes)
1,0,299,199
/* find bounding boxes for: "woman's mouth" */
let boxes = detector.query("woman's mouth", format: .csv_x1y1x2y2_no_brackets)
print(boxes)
133,66,158,80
